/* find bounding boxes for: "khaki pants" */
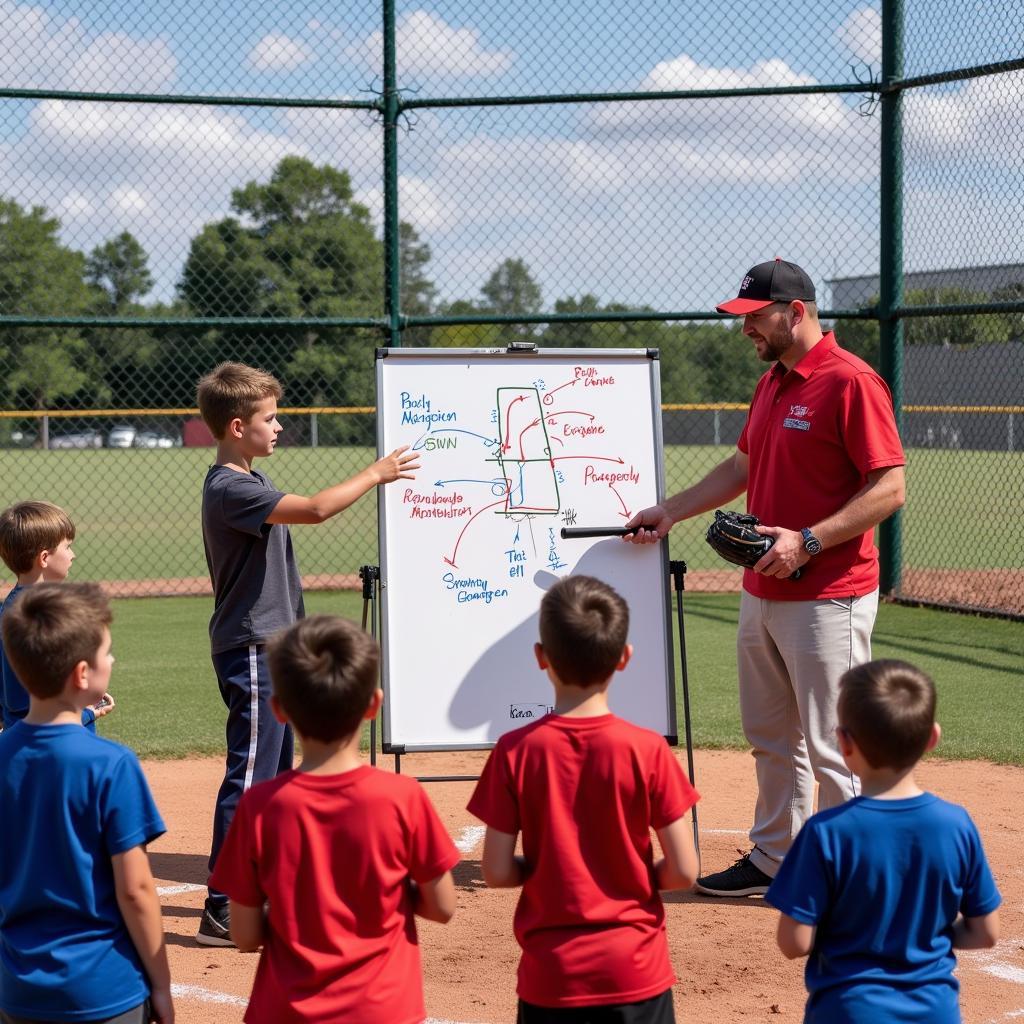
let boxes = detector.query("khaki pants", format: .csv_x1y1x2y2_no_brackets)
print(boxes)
737,589,878,877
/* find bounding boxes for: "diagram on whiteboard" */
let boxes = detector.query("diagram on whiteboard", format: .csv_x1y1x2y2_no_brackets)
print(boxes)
378,350,673,749
400,367,644,584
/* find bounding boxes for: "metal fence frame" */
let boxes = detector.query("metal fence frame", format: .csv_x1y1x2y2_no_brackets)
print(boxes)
2,0,1023,613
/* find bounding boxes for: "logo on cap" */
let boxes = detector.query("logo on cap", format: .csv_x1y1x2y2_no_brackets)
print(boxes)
740,275,753,293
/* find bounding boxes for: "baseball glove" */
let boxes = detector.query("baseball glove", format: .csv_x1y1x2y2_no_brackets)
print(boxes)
705,510,771,569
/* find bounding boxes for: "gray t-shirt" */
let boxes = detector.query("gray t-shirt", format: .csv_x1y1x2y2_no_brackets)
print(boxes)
202,464,305,653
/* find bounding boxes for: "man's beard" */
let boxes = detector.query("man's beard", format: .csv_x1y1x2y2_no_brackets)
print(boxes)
758,322,795,363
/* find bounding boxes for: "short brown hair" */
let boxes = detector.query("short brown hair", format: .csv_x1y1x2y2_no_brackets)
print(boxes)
196,362,283,439
838,659,936,771
0,501,76,575
1,582,111,699
268,616,379,742
538,575,629,687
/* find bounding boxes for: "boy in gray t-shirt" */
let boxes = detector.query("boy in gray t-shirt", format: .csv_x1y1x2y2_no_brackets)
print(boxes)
195,361,419,947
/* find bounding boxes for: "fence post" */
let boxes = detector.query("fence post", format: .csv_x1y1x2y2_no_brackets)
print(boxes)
382,0,402,350
310,412,318,448
878,0,905,596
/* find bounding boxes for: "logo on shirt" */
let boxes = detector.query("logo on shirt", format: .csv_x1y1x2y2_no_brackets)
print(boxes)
783,403,813,431
789,404,811,418
509,703,551,720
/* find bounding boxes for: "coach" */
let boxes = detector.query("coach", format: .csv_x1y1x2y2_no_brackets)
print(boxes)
626,259,905,897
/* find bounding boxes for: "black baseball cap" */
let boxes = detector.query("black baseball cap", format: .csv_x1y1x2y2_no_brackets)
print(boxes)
716,258,816,316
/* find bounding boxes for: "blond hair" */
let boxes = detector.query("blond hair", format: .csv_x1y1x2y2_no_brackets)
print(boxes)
196,362,283,439
0,501,76,575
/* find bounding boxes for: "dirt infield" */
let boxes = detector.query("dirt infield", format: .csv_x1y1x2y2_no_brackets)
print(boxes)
148,749,1023,1024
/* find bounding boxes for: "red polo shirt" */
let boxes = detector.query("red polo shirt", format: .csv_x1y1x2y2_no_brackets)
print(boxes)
737,332,904,601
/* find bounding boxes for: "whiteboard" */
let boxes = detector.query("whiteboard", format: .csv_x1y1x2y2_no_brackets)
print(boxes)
376,347,675,751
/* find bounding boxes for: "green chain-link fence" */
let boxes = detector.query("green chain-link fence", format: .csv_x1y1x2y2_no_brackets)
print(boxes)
1,1,1022,616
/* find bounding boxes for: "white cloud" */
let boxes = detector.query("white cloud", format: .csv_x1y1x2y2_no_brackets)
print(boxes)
836,8,882,67
354,11,513,78
357,175,460,233
248,34,313,72
905,71,1024,167
68,33,177,92
0,5,176,92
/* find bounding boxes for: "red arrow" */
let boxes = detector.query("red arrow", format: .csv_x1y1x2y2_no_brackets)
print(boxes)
502,395,527,453
541,379,579,405
442,494,510,568
544,410,595,422
551,455,625,464
608,482,631,519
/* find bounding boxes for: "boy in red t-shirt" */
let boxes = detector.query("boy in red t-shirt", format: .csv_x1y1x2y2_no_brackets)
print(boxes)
210,615,459,1024
468,575,700,1023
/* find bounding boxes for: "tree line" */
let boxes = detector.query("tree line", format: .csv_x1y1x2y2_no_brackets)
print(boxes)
2,156,1021,430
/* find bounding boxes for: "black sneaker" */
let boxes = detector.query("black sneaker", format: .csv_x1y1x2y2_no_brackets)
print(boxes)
694,851,773,897
196,899,234,947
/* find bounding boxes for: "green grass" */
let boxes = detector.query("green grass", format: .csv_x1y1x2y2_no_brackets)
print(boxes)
3,445,1021,584
97,592,1022,765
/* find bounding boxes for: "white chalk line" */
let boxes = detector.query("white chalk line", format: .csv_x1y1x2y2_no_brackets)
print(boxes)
171,983,248,1006
157,882,205,896
454,824,486,853
702,828,747,835
960,937,1024,993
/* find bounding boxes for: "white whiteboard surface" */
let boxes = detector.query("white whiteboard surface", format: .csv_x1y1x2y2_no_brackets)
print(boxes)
376,348,675,751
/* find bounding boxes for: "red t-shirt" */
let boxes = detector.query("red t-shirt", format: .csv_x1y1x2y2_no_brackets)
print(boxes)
737,333,905,601
467,713,699,1008
209,766,460,1024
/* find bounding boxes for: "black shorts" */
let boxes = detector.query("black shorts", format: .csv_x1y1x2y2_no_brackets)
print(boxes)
517,989,675,1024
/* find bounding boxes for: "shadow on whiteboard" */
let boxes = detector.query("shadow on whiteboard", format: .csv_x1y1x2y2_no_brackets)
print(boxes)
448,540,659,741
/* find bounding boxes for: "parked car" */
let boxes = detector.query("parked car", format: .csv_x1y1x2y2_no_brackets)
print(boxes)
107,424,137,448
3,428,37,448
134,431,180,449
50,430,103,449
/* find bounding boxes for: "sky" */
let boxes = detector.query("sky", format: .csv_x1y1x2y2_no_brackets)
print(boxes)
1,0,1021,311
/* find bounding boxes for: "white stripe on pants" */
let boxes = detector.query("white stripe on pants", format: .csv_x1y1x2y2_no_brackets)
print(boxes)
737,588,878,877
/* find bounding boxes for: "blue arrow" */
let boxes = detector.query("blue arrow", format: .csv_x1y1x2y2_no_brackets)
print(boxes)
435,477,505,488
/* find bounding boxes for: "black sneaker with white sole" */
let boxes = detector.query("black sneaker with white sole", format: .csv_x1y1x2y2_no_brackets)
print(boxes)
694,851,773,897
196,898,234,947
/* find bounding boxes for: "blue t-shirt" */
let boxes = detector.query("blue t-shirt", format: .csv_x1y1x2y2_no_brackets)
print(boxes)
0,722,166,1021
1,585,96,731
201,465,304,654
767,793,1001,1024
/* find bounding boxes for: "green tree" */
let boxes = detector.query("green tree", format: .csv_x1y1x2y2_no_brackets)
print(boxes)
480,258,542,337
85,231,161,407
0,198,94,409
86,231,153,310
179,157,391,408
399,221,436,346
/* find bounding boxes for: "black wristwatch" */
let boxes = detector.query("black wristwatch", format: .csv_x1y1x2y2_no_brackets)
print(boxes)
801,527,823,556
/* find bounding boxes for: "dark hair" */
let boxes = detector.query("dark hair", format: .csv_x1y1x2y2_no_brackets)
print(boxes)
538,575,629,687
268,616,379,741
196,361,283,439
838,659,936,770
0,501,76,575
1,582,111,699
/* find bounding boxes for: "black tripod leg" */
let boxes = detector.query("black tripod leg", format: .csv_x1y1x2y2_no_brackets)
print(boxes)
669,560,700,864
359,565,380,767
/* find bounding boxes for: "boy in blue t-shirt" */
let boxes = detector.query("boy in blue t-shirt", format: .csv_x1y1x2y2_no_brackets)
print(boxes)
195,361,420,946
0,582,172,1024
767,658,1001,1024
0,501,116,731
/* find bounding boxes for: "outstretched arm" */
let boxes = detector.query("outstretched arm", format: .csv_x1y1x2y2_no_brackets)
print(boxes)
624,451,749,543
267,446,421,524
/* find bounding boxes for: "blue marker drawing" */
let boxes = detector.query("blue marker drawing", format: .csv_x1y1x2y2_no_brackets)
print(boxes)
413,429,499,451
